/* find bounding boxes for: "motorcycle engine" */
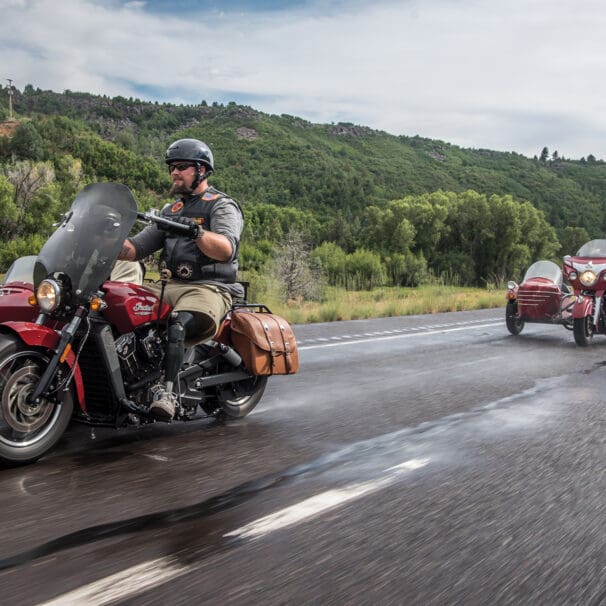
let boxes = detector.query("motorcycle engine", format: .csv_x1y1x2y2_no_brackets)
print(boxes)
115,328,164,385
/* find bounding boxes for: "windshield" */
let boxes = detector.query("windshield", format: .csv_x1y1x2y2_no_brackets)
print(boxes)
575,239,606,257
34,183,137,301
2,255,36,286
522,260,562,285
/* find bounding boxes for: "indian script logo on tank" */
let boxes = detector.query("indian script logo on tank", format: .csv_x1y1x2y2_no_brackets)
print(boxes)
132,301,155,316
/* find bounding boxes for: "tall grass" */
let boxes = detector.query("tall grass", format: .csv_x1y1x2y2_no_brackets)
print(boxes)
260,285,504,324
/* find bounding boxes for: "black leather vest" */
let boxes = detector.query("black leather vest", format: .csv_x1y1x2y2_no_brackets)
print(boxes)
159,188,241,283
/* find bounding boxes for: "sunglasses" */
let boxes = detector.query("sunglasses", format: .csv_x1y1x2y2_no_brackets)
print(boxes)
168,162,196,173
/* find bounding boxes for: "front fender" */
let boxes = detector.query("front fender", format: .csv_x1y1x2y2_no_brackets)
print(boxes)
572,297,594,319
0,321,86,411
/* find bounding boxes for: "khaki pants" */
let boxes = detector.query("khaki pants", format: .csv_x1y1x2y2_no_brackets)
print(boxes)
143,281,232,345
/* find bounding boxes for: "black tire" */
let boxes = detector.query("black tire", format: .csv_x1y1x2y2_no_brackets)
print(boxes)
506,302,524,335
217,375,268,419
574,315,594,347
0,334,74,465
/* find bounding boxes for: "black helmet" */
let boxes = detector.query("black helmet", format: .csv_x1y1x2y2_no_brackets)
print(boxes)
165,138,214,173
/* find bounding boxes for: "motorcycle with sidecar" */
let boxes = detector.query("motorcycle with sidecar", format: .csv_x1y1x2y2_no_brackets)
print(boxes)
506,239,606,346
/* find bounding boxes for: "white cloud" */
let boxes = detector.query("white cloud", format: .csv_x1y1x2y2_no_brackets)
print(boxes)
1,0,606,158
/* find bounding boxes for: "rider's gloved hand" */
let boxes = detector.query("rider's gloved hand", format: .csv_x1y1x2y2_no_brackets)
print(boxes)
158,216,200,239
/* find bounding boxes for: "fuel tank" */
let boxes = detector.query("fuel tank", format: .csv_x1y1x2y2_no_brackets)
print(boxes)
102,281,171,333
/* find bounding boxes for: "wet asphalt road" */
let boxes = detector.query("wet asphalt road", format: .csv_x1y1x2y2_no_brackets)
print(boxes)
3,308,606,605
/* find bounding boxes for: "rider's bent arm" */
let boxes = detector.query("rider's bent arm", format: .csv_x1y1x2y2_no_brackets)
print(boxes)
203,199,242,263
195,230,233,263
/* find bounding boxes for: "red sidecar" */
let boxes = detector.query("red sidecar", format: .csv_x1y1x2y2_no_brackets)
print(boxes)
505,260,574,335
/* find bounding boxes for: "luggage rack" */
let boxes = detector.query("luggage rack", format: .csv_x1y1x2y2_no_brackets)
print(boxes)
232,303,273,314
232,282,273,313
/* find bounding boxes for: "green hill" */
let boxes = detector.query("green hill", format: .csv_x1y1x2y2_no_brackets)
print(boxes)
0,84,604,289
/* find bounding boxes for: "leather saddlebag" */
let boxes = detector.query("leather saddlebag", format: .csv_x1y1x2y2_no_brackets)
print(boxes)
230,310,299,376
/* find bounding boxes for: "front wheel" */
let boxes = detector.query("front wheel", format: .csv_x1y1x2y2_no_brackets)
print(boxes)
506,301,524,335
0,335,74,465
217,375,268,419
574,315,594,346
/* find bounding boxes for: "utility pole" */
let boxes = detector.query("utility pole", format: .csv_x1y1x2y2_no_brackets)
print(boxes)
6,79,14,121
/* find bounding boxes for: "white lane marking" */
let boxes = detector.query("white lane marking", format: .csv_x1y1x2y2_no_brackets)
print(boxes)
36,557,190,606
386,458,431,472
225,458,430,541
299,321,501,350
142,454,170,462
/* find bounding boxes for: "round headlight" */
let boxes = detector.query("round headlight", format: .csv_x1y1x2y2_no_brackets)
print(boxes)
580,270,597,287
507,281,517,290
36,279,62,312
568,270,578,280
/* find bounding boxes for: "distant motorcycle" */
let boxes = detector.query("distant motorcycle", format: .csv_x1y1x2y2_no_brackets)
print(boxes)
0,183,298,465
562,239,606,346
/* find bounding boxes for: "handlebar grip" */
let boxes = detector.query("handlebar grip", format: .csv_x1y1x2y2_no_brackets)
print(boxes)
141,211,192,234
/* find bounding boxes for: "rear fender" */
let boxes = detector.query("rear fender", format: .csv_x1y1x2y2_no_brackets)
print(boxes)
0,321,86,412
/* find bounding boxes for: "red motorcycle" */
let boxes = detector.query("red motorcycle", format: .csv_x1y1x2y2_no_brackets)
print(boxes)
0,183,298,465
505,260,575,335
562,239,606,346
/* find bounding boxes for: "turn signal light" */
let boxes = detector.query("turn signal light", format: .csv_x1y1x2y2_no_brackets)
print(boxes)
28,294,37,306
90,297,105,312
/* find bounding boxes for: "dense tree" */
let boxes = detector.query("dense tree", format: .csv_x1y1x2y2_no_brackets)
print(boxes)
11,122,44,161
311,242,347,285
3,161,56,239
344,249,386,290
0,175,18,241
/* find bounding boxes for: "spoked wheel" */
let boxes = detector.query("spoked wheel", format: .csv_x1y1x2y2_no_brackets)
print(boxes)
573,315,594,347
216,375,268,419
0,336,74,465
506,301,524,335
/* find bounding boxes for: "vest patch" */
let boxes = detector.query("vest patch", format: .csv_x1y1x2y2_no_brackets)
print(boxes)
202,192,220,201
171,201,184,213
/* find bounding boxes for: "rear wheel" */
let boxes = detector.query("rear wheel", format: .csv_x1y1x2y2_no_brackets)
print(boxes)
216,375,268,419
0,335,74,465
573,315,594,346
506,301,524,335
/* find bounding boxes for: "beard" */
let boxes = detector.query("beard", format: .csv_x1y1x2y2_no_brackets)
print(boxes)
169,180,193,196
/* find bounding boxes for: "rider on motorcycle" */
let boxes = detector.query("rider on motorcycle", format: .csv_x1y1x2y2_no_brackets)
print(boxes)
118,138,244,419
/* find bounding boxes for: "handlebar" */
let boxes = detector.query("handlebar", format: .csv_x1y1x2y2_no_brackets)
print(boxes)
136,210,192,235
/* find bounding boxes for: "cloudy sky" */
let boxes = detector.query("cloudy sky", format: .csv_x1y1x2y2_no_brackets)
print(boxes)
1,0,606,159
